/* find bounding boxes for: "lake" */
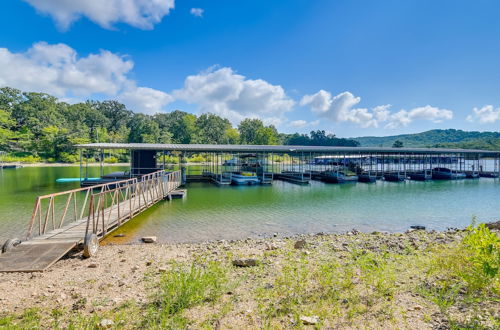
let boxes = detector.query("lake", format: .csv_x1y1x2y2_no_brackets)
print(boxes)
0,166,498,244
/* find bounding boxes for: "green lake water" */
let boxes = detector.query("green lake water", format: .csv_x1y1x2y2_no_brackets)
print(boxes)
0,166,499,243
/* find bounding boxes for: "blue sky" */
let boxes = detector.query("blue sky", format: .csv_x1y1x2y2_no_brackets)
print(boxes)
1,0,500,137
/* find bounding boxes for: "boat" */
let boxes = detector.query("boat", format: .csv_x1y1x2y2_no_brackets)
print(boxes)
465,171,480,179
223,158,238,166
231,172,260,185
358,173,377,183
408,170,432,181
479,172,499,178
432,167,466,180
320,171,358,184
384,172,406,182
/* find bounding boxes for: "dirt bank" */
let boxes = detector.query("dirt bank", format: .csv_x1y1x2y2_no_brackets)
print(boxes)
0,228,498,329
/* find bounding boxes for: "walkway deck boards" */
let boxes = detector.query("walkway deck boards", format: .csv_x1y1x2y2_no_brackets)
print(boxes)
0,242,76,272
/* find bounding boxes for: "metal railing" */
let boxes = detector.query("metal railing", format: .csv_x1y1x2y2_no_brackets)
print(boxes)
84,170,182,239
25,170,182,241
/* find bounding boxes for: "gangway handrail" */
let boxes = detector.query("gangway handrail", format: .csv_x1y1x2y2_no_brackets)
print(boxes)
26,176,140,240
84,170,182,241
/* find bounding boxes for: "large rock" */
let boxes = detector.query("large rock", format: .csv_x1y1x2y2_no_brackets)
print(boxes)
294,240,307,249
232,259,258,267
486,221,500,230
141,236,157,243
300,315,319,325
99,319,114,328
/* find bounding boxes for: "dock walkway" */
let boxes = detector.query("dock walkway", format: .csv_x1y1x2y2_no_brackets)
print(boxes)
0,170,182,272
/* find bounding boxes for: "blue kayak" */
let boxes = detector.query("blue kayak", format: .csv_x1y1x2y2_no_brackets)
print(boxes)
56,177,100,183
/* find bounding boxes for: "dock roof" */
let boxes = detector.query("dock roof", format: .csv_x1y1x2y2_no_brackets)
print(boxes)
75,143,500,155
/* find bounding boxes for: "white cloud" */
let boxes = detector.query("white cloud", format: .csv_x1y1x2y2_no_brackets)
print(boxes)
174,67,295,124
466,105,500,124
23,0,175,30
289,120,307,128
386,106,453,129
289,119,320,128
190,8,204,17
299,89,332,111
0,42,172,113
301,90,453,129
118,87,173,114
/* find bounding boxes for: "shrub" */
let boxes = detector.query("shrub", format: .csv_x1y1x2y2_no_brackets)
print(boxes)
104,156,118,164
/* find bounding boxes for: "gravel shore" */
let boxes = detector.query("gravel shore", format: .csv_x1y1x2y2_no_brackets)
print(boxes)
0,227,498,329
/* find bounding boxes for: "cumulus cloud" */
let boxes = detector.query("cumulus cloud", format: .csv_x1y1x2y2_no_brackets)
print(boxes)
23,0,175,30
289,120,307,128
301,90,453,128
174,67,295,124
385,105,453,129
466,105,500,124
118,87,173,114
190,8,204,17
289,119,320,128
0,42,172,113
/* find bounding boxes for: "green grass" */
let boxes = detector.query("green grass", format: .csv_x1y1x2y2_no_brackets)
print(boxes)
144,260,230,328
0,227,498,328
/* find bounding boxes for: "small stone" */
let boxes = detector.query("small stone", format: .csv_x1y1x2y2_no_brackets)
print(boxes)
88,263,98,268
265,242,278,250
99,319,114,328
118,281,126,287
146,260,153,266
273,233,278,237
300,315,319,325
131,265,139,271
294,240,307,249
141,236,157,243
158,267,168,273
232,259,258,267
413,305,423,311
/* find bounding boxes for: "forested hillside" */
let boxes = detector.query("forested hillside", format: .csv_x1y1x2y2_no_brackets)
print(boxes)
354,129,500,150
0,87,358,163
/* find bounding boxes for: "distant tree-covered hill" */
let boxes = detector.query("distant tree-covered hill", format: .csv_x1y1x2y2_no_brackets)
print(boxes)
353,129,500,150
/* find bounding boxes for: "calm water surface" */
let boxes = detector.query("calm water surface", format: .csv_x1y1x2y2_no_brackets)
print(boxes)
0,166,499,243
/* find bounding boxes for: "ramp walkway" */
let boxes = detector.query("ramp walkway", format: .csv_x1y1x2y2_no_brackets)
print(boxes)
0,170,182,272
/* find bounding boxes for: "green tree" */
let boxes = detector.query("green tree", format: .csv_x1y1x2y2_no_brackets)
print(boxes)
392,140,404,148
128,114,161,143
238,118,264,144
0,109,15,151
254,125,279,145
154,110,197,143
223,128,240,144
194,113,231,144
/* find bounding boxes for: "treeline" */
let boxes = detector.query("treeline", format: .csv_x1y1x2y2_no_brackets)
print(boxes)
0,87,359,162
354,129,500,150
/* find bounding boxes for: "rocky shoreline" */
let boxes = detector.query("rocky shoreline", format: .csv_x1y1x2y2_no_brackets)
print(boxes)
0,226,498,329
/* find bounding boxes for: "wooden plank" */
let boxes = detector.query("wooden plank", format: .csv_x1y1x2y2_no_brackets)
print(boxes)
0,242,76,272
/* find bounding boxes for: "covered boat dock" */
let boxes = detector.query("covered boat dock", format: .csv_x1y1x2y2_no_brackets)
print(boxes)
76,143,500,185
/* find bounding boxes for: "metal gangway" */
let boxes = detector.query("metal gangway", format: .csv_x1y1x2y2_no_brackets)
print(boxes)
0,170,182,272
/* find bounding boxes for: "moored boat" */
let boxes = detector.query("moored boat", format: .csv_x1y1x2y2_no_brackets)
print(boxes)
358,173,377,183
465,171,479,179
432,167,466,180
320,171,358,184
231,172,260,185
384,172,406,182
408,170,432,181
